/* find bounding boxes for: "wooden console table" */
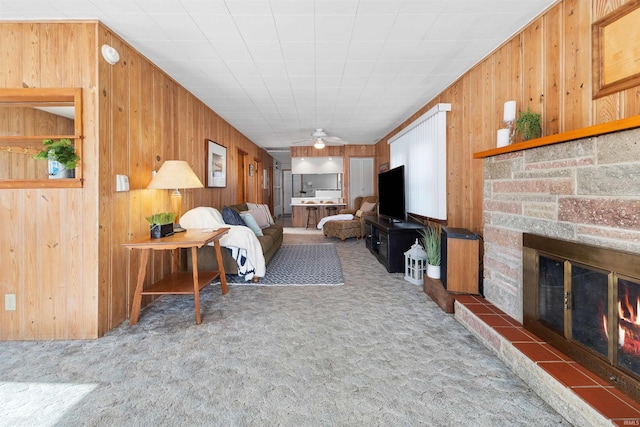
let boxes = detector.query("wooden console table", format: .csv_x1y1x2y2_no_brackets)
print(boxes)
123,228,229,325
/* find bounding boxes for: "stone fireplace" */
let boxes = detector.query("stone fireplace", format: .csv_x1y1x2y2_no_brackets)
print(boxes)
482,126,640,323
474,124,640,420
522,232,640,400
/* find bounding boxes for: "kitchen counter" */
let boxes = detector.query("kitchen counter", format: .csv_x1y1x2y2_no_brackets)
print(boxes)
290,202,346,207
291,201,346,228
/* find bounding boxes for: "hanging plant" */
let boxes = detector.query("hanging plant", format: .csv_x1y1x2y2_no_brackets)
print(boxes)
515,108,542,141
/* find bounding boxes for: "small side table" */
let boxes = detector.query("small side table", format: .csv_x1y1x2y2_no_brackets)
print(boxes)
123,228,230,325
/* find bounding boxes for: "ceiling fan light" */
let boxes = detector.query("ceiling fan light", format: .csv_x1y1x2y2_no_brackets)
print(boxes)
313,138,325,149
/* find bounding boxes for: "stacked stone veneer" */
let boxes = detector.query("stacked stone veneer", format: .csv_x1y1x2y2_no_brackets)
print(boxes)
482,127,640,322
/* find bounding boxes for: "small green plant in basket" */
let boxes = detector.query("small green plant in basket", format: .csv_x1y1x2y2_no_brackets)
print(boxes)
515,108,542,141
146,212,176,238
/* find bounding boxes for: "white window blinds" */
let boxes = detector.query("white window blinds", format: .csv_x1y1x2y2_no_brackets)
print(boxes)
389,103,450,220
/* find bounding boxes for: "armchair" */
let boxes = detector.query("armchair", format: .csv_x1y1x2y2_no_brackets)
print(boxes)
323,196,378,241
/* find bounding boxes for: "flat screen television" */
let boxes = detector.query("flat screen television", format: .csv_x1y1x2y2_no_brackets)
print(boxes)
378,165,405,222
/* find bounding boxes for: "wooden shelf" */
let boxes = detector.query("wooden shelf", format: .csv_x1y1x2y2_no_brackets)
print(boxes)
0,135,80,143
0,178,82,189
140,271,218,295
474,115,640,159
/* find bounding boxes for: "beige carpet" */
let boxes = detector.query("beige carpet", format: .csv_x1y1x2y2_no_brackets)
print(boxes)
0,231,569,426
283,226,323,235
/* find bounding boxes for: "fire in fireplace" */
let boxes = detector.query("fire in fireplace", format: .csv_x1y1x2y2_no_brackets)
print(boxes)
523,233,640,400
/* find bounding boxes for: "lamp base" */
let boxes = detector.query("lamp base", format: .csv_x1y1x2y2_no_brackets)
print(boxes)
173,226,187,233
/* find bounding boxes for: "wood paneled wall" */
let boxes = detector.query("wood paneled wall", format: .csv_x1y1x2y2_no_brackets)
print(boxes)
0,22,99,340
374,0,640,234
0,22,272,340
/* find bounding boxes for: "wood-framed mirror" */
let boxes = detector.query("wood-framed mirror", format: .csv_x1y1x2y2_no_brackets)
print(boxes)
0,88,83,188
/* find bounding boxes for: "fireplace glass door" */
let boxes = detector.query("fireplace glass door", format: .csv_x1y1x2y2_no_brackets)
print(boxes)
539,258,610,359
570,264,609,358
523,233,640,399
618,277,640,378
538,256,564,333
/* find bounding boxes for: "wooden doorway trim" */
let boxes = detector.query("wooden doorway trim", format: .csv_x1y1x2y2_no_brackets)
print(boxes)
254,158,262,203
237,149,247,203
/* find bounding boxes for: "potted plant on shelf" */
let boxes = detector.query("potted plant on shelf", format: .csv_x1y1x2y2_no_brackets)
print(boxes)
515,108,542,141
34,138,80,179
146,212,176,239
419,226,441,279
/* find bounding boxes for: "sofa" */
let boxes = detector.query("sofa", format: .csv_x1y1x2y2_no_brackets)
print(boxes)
323,196,377,241
183,203,283,277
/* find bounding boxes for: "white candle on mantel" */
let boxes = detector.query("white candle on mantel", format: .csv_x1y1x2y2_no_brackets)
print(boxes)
497,128,510,147
503,100,516,122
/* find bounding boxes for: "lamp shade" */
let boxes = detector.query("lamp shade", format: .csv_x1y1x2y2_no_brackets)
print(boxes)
147,160,203,190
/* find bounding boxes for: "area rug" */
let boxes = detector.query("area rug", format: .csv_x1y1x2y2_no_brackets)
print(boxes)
223,243,344,286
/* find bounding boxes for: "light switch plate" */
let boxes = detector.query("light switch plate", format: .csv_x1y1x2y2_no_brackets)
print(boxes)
116,174,130,192
5,294,16,311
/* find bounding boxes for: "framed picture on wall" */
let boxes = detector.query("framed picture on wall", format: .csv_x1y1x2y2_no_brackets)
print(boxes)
592,2,640,98
206,139,226,187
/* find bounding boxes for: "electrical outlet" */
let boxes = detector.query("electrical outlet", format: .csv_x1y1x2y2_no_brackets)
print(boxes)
5,294,16,311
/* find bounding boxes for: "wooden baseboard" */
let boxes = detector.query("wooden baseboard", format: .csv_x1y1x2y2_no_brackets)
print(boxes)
423,276,455,313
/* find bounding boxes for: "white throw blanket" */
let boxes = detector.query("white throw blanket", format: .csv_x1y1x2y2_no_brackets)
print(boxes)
179,207,266,280
316,213,355,230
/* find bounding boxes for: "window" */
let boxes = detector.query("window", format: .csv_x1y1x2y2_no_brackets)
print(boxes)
389,103,450,220
0,88,83,188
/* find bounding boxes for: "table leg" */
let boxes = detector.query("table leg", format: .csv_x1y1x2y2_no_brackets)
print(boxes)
213,239,228,295
171,248,179,272
191,247,202,325
130,248,150,325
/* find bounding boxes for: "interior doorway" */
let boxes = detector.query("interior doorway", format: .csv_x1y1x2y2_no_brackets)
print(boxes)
349,157,374,208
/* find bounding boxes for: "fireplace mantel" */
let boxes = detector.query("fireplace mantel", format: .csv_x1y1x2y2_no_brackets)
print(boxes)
474,115,640,159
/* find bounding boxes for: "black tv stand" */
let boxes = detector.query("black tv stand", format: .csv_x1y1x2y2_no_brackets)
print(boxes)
365,215,424,273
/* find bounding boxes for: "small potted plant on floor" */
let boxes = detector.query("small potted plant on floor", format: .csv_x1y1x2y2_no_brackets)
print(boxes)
34,138,80,179
419,226,441,279
146,212,176,238
515,108,542,141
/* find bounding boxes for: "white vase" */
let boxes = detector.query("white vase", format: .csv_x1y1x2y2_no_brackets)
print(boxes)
427,264,441,279
48,159,74,179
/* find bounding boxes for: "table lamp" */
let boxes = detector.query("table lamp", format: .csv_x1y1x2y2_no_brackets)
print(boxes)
147,160,203,232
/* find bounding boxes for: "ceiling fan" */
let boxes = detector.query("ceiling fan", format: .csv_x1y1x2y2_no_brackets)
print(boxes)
291,129,348,149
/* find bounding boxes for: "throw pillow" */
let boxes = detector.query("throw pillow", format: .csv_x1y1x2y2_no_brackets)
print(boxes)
355,209,363,218
245,207,270,228
247,203,275,225
260,203,275,224
360,201,376,212
222,206,245,226
240,212,264,236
